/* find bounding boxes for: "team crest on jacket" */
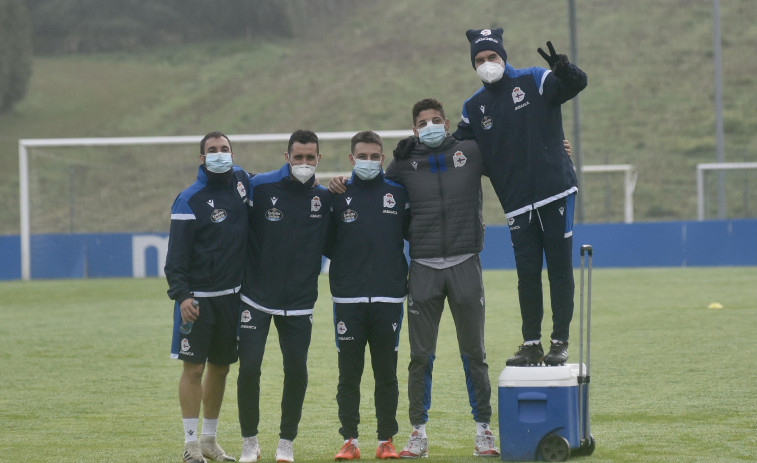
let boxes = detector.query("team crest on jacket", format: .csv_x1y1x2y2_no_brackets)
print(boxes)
453,151,467,168
265,208,283,221
481,115,493,130
383,193,396,209
237,182,246,198
342,209,358,223
311,196,322,212
211,209,227,223
512,86,525,103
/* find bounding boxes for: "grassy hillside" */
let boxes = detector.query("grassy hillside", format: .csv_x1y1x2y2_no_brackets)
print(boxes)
1,0,756,234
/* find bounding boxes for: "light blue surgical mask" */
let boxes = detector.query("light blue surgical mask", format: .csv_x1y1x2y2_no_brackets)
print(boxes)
353,159,382,180
418,123,446,148
205,152,233,173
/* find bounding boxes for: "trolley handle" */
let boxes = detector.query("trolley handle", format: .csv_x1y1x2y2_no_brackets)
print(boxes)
581,244,593,256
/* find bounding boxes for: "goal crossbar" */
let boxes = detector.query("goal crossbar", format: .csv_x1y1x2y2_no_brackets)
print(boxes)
582,164,637,224
18,133,635,280
696,162,757,220
18,131,412,280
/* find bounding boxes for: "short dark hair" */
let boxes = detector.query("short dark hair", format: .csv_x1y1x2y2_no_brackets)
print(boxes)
411,98,446,126
200,131,231,155
288,129,319,154
350,131,383,154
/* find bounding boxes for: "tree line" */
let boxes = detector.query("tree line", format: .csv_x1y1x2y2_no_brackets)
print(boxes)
0,0,32,113
27,0,354,54
0,0,352,113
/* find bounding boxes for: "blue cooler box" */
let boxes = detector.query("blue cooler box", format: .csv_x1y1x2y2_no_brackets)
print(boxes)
498,364,585,461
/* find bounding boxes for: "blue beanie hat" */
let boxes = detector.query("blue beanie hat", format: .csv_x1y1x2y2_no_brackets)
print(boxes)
466,27,507,69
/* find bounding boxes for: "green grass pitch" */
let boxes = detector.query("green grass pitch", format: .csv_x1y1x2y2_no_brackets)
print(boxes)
2,267,755,462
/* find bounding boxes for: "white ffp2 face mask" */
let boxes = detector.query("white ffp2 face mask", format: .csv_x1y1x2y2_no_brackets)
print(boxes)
291,163,316,183
476,61,505,84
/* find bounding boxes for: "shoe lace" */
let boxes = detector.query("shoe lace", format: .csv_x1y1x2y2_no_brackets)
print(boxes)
516,343,534,354
475,432,495,450
243,436,258,449
407,435,426,451
278,440,293,456
184,441,202,459
378,441,393,454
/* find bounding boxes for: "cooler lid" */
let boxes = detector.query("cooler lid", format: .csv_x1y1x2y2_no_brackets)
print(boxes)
498,363,584,387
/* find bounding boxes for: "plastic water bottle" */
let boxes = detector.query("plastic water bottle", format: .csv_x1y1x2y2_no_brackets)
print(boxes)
180,299,200,335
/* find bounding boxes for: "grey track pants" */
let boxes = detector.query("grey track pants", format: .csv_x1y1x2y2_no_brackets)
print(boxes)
406,254,492,425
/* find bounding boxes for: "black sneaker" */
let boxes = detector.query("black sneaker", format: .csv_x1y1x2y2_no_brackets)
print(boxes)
544,340,569,366
506,343,544,366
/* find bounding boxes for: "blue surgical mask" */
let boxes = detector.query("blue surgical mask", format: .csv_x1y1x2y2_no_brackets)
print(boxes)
205,152,233,173
418,123,446,148
354,159,382,180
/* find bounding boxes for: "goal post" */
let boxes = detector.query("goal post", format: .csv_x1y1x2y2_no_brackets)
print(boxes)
697,162,757,221
582,164,637,224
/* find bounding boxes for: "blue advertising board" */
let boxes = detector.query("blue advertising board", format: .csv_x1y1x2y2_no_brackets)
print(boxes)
0,219,755,280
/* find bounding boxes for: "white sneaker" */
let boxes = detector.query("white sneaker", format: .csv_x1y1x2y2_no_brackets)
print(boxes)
184,440,208,463
240,436,261,463
199,435,236,461
473,430,500,457
274,439,294,463
399,431,428,458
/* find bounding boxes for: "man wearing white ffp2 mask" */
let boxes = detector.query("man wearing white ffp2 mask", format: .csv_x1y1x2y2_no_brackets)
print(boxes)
238,129,333,463
287,139,320,184
457,27,588,377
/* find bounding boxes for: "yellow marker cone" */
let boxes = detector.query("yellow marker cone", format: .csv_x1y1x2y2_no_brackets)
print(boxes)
708,302,724,309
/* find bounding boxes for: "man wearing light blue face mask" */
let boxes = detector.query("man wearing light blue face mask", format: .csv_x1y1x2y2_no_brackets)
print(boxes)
165,131,250,463
325,131,410,461
385,98,499,459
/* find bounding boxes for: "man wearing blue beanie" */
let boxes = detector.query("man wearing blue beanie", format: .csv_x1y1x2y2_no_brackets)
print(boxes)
454,28,587,367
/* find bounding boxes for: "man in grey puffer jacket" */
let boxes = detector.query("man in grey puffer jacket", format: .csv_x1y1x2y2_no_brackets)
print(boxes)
385,98,500,459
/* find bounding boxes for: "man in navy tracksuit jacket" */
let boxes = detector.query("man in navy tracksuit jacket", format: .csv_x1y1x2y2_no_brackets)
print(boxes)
237,130,332,463
455,28,588,366
165,131,248,462
325,131,409,460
